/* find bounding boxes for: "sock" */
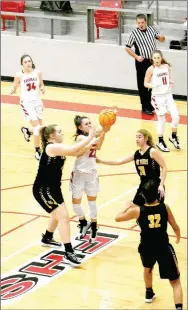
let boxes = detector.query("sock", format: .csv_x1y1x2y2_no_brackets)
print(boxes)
35,147,41,152
91,221,97,237
44,230,53,239
64,242,73,253
146,287,153,292
159,136,164,142
175,304,183,309
79,219,87,227
172,132,177,138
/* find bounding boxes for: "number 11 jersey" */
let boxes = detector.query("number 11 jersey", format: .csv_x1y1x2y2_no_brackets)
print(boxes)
151,64,170,96
134,147,160,182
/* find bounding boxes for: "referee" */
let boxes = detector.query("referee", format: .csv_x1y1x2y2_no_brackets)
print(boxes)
126,14,165,115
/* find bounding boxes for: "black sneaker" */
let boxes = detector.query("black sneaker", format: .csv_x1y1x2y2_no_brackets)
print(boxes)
77,222,91,239
41,234,62,248
156,140,170,152
145,290,156,303
64,251,81,266
169,136,181,149
21,127,31,142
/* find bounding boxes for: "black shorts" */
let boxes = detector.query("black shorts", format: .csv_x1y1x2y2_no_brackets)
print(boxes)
138,243,180,281
133,180,165,206
33,183,64,214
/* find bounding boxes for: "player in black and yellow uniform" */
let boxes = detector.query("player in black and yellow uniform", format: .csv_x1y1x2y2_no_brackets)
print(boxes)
97,129,167,206
33,123,97,266
115,180,183,310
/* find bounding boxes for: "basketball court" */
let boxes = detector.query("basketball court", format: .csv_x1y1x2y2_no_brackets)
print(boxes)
1,81,187,309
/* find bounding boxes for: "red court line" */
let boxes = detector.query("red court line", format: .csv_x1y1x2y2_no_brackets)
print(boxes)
1,169,187,191
1,95,187,125
1,215,40,237
1,211,187,240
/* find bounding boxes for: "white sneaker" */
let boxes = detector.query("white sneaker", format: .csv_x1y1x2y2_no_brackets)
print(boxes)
169,136,181,149
156,141,170,152
35,150,41,160
77,222,91,240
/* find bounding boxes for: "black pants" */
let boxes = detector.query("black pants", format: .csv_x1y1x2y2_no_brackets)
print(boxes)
135,59,153,111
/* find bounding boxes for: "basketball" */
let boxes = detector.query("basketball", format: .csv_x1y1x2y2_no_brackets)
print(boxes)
99,110,116,127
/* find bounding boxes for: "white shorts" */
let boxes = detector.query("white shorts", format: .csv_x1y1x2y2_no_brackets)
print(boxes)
20,99,43,121
151,93,177,116
69,169,100,198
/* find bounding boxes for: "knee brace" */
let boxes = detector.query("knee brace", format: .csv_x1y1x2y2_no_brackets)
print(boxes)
171,114,180,128
72,204,85,219
157,115,166,136
88,200,97,219
33,124,41,136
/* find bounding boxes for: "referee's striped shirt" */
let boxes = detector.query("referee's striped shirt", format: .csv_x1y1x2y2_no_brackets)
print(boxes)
126,26,160,59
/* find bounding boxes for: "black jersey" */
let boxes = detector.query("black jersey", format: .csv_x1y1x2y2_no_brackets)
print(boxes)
134,147,160,182
137,202,169,248
34,143,66,187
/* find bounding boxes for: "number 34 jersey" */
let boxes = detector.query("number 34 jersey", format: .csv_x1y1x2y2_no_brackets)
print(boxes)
134,147,160,182
20,69,41,102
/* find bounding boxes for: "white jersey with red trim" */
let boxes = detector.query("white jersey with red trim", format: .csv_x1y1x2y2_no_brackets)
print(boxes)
20,69,41,102
74,147,97,173
151,65,170,96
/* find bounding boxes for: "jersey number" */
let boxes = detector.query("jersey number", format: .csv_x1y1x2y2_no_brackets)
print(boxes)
89,149,96,158
148,214,161,228
138,166,146,176
162,77,167,85
26,82,36,91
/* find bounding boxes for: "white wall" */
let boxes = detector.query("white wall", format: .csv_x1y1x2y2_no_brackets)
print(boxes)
1,34,187,96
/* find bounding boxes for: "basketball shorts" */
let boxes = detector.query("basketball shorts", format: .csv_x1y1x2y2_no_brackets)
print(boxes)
151,93,178,117
138,243,180,281
33,183,64,214
69,169,99,198
133,180,164,206
20,99,43,121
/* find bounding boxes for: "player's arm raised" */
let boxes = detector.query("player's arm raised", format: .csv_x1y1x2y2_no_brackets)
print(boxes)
150,148,167,197
166,205,180,244
10,73,21,95
144,67,155,89
97,153,134,165
46,127,96,157
73,135,100,157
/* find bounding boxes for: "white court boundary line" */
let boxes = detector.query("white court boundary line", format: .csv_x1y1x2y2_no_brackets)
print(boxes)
2,186,137,263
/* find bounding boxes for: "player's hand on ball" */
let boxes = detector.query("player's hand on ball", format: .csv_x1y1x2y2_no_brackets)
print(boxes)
102,126,111,133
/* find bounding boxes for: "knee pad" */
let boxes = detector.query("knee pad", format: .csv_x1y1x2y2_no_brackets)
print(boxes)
88,200,97,219
157,115,166,136
33,124,41,136
171,115,180,128
72,204,85,218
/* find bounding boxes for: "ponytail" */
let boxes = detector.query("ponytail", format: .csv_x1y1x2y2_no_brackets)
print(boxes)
73,115,88,140
39,124,57,150
20,54,36,70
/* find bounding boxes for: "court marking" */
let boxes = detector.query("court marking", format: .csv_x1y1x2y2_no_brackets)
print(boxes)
1,96,187,124
1,211,187,240
1,169,187,191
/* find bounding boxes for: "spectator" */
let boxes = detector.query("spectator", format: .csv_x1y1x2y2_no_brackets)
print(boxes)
125,14,165,115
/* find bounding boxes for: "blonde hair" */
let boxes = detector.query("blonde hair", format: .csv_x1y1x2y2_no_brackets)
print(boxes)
137,129,155,148
40,124,57,150
151,50,171,66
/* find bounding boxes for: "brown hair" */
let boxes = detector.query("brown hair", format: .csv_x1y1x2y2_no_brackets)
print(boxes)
40,124,57,150
20,54,36,69
151,50,171,66
137,129,155,148
73,115,89,140
136,14,147,21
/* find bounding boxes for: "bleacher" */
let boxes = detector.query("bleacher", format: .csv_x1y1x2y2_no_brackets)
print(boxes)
1,0,187,48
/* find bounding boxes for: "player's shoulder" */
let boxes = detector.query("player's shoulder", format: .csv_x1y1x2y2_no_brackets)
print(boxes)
76,134,87,142
147,65,154,72
163,64,170,69
15,71,22,78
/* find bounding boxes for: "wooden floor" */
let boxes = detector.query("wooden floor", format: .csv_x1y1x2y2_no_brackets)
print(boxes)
1,81,187,309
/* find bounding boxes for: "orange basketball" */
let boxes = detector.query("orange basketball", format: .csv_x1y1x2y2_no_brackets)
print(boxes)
99,110,116,127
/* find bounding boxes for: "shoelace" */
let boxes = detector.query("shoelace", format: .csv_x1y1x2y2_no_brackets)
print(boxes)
161,140,168,148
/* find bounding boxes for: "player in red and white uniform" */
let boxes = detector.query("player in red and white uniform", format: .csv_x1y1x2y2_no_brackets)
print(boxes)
70,115,110,243
10,54,45,160
144,50,180,152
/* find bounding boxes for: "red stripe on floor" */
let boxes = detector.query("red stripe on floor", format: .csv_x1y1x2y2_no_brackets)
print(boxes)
1,95,187,125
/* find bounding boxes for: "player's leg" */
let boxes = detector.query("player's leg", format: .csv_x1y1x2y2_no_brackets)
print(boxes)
70,170,90,239
85,171,100,243
152,96,170,152
170,279,183,310
138,244,156,303
167,94,181,149
30,119,41,160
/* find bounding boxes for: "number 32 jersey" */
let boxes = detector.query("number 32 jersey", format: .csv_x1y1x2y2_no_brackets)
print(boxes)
134,147,160,182
20,69,41,102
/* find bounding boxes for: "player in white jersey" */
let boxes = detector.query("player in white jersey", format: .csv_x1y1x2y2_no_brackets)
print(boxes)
70,114,110,243
144,50,180,152
10,54,45,160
